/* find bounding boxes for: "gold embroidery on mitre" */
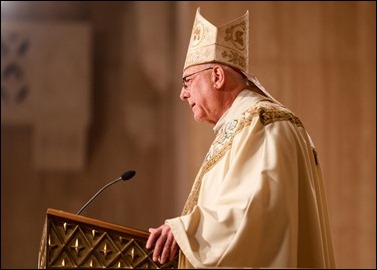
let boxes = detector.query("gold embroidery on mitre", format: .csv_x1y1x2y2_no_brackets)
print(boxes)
221,49,247,70
191,18,209,48
181,100,304,215
185,48,212,68
224,20,247,51
183,8,249,72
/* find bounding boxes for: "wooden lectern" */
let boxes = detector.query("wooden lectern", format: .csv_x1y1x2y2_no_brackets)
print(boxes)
38,208,178,269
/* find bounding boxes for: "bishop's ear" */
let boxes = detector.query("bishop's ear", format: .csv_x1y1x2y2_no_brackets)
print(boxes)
212,65,225,89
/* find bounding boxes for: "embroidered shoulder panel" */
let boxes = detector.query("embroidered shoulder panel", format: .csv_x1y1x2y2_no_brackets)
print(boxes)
257,101,303,127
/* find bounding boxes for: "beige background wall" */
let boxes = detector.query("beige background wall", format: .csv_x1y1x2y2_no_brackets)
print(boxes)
1,1,375,268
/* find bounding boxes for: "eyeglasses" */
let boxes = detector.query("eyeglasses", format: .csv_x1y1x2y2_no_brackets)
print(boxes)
182,67,213,89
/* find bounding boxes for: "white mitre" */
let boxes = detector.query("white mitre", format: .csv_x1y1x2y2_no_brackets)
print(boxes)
184,8,280,104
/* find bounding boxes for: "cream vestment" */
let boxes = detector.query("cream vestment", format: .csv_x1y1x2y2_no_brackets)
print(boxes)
166,90,335,268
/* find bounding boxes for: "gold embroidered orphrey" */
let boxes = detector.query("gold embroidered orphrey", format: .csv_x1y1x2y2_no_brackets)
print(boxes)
181,101,304,215
184,7,249,73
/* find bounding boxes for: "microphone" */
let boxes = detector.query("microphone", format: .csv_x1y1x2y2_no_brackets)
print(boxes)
77,170,136,215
